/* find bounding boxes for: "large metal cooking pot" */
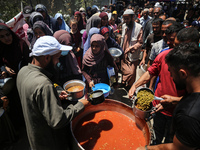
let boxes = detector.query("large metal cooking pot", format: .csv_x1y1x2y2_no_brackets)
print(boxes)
70,99,151,149
63,80,85,100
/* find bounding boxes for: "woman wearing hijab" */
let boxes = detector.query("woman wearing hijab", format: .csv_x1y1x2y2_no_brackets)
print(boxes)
0,23,31,129
53,30,82,86
74,11,86,31
30,21,53,49
54,13,70,32
86,7,92,19
0,23,31,75
27,12,44,44
82,15,101,46
82,12,87,24
35,4,59,33
83,27,99,56
82,34,118,89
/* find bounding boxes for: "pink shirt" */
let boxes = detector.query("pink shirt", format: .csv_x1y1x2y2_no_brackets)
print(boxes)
148,49,186,116
111,24,117,31
23,23,30,46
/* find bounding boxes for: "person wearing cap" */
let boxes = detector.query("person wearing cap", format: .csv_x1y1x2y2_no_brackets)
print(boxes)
120,9,143,87
79,7,85,13
35,4,59,33
112,10,121,26
17,36,89,150
191,20,200,32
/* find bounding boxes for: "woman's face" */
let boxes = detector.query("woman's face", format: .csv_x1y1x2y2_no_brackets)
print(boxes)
101,16,108,26
75,15,80,22
91,41,101,55
0,29,13,45
57,17,63,25
82,15,86,21
34,28,45,39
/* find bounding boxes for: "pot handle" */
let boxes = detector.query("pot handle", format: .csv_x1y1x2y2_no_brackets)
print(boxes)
87,93,92,102
146,107,157,121
130,92,137,108
65,90,72,100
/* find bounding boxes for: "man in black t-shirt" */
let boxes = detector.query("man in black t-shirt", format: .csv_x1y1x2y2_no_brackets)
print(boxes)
137,42,200,149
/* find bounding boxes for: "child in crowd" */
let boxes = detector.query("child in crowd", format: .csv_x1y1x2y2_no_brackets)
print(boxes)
70,19,83,68
109,16,117,32
115,33,122,45
115,23,123,34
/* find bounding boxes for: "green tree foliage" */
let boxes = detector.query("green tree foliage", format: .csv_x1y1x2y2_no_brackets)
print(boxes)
0,0,29,22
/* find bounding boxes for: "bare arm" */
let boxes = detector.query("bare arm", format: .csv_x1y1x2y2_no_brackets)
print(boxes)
128,71,153,98
139,49,147,66
147,59,156,90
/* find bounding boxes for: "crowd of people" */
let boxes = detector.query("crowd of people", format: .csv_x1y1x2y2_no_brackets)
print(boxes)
0,0,200,149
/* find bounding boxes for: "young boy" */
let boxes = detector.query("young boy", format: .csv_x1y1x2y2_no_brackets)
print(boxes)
70,19,82,68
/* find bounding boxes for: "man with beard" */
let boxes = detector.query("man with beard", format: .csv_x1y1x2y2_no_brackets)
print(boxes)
137,42,200,149
120,9,143,87
17,36,89,150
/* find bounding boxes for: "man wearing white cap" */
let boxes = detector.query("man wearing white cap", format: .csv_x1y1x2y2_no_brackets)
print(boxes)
120,9,143,87
17,36,89,150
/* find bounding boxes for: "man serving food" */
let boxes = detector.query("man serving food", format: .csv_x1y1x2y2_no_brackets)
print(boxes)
17,36,89,150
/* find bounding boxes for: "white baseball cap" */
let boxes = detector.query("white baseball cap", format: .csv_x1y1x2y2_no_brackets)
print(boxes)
30,36,72,57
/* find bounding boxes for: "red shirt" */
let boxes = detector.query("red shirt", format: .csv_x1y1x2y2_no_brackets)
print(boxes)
148,49,186,116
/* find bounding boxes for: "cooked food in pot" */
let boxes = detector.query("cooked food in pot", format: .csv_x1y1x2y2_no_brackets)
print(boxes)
136,89,154,111
67,85,84,92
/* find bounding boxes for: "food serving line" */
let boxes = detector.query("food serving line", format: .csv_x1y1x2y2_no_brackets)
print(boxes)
62,77,157,149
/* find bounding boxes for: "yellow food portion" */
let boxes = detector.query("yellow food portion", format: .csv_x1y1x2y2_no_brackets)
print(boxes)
136,90,154,111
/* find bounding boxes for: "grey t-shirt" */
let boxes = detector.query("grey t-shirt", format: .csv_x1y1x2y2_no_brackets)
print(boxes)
149,39,169,61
